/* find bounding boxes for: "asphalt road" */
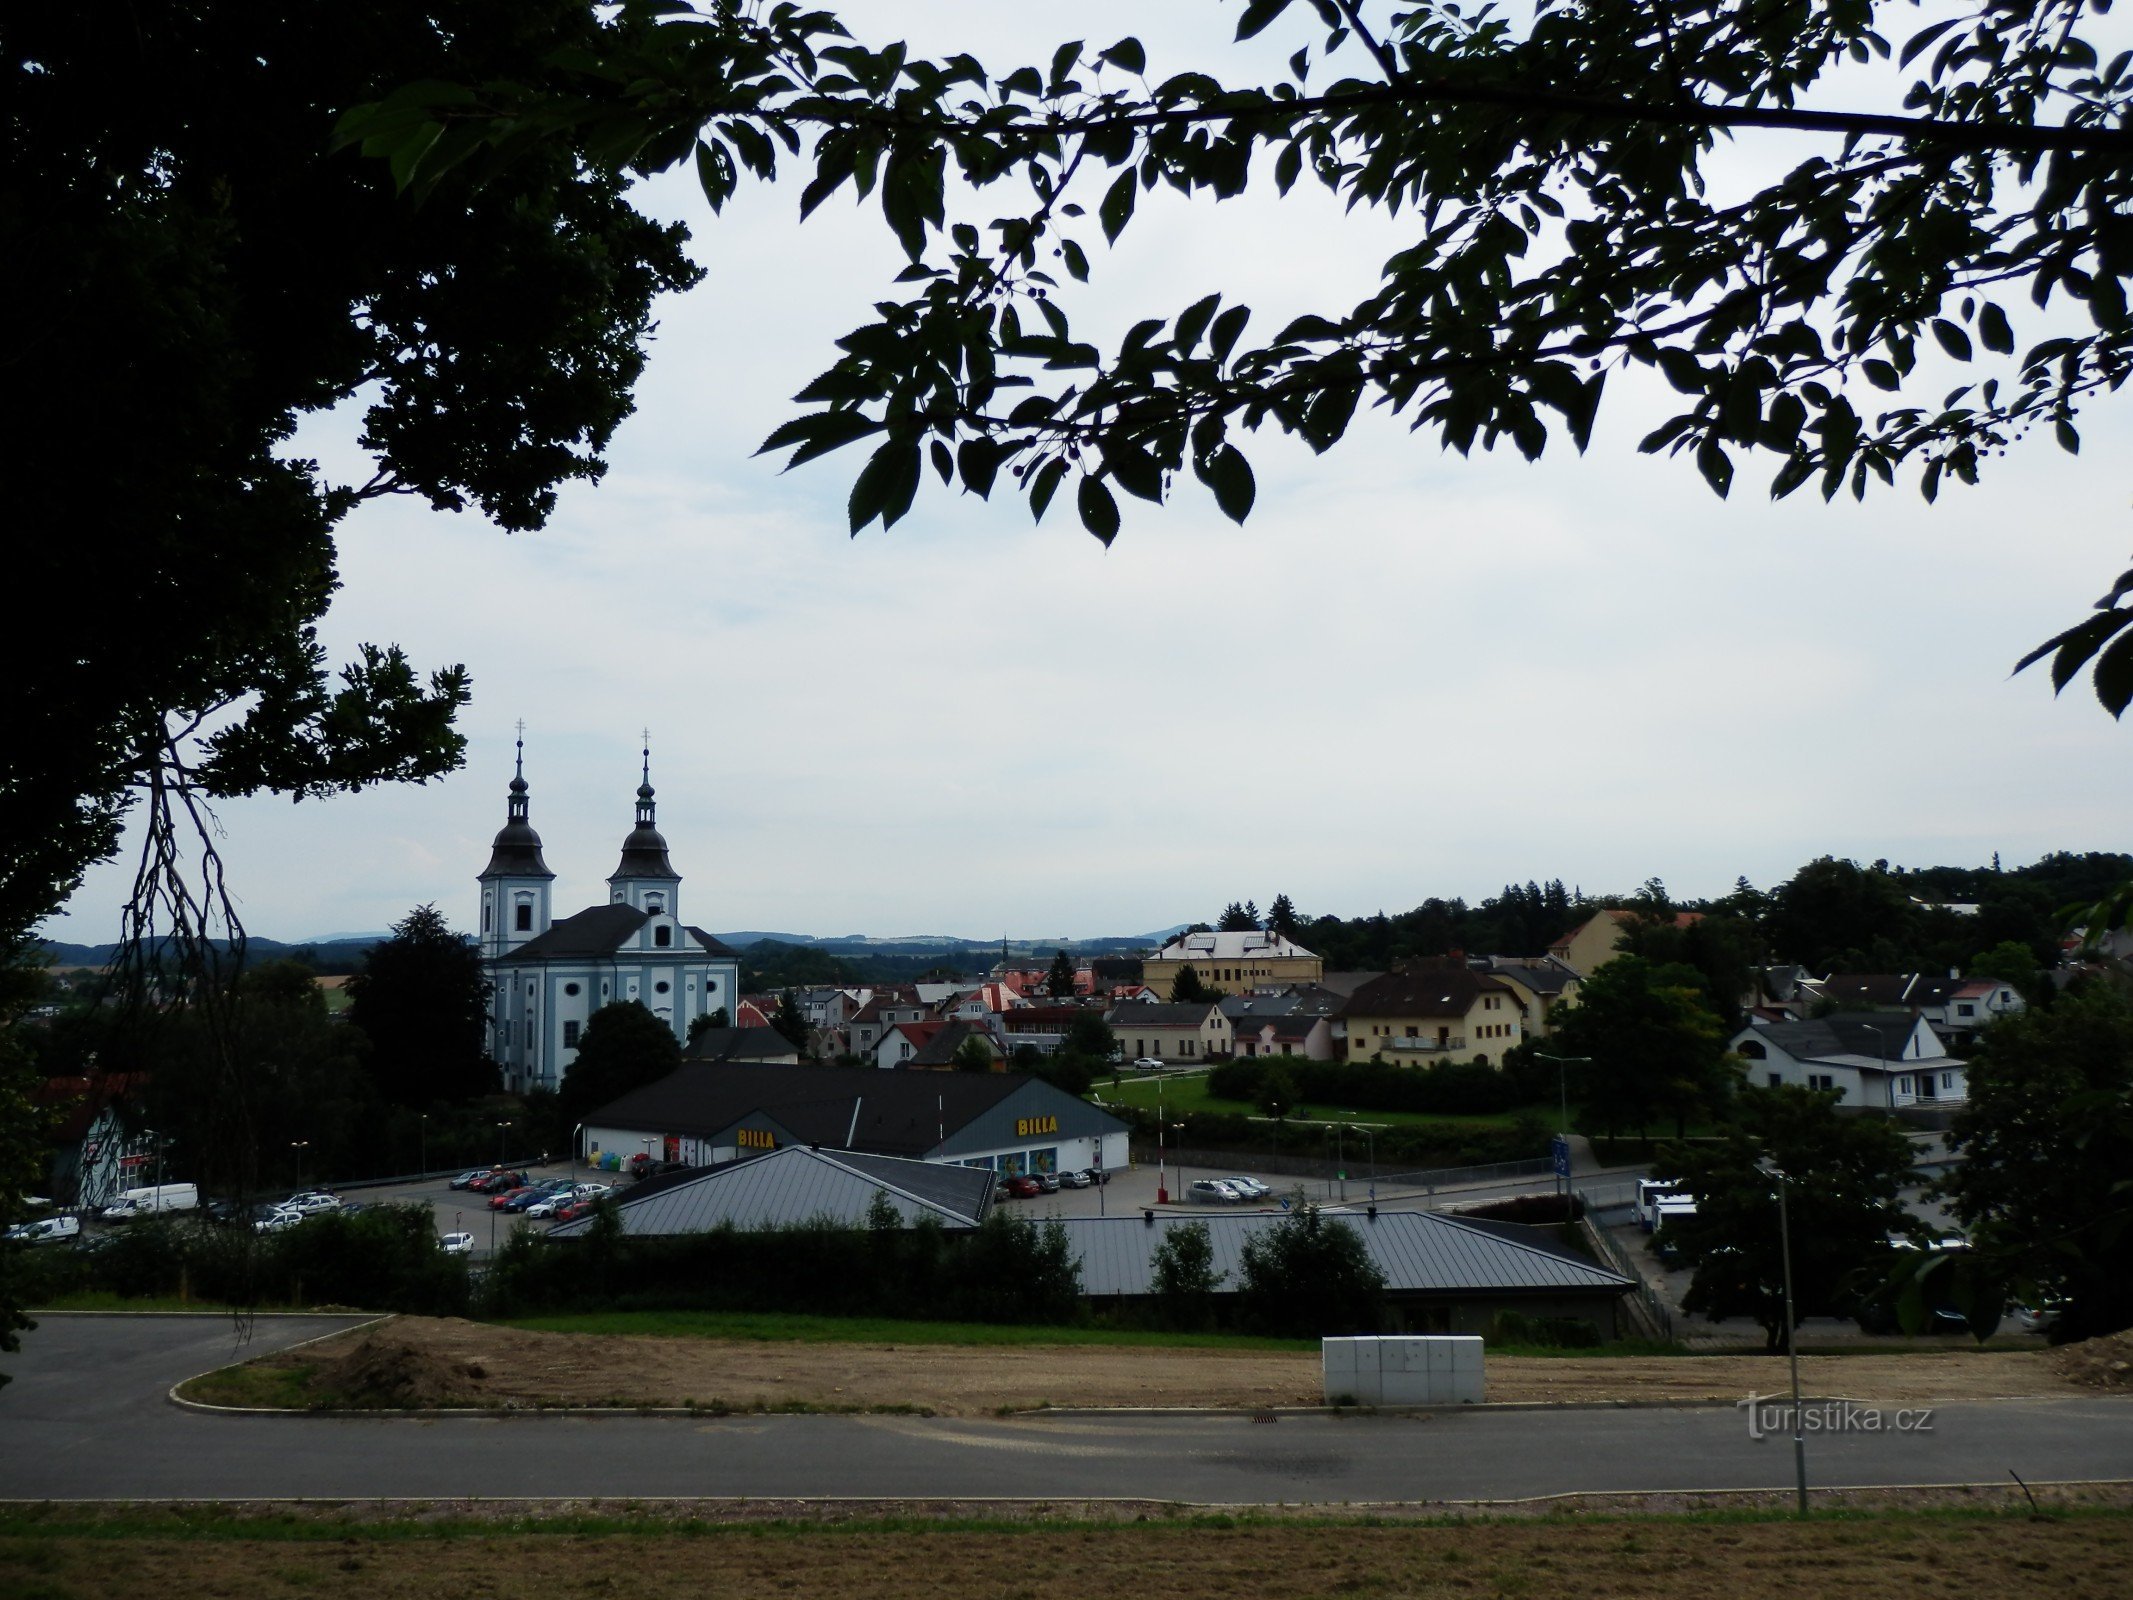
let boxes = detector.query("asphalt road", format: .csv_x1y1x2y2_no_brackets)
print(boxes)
3,1316,2128,1505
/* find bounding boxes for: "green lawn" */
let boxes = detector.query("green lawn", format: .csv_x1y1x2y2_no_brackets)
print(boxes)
500,1308,1315,1352
1091,1070,1537,1129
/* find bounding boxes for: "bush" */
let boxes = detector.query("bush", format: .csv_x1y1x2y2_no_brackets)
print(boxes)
1236,1207,1385,1337
1203,1056,1533,1117
1486,1310,1602,1349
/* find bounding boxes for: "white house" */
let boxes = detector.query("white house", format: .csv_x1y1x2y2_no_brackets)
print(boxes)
1730,1015,1966,1112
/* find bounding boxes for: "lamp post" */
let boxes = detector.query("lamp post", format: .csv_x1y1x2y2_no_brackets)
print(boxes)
1764,1161,1810,1516
289,1140,309,1188
418,1113,428,1178
1859,1022,1886,1101
1347,1121,1389,1205
1156,1077,1169,1203
1533,1053,1591,1197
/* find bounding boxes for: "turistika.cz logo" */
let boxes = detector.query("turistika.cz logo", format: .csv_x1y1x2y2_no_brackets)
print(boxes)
1738,1394,1935,1439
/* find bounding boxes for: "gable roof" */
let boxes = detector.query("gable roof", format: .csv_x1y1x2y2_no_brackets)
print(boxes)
503,903,740,962
1340,962,1514,1020
1736,1015,1947,1065
908,1019,1001,1067
1104,1001,1224,1028
682,1026,800,1064
1063,1209,1632,1298
551,1144,994,1237
1153,930,1318,962
583,1063,1065,1156
1479,957,1582,996
1548,908,1702,953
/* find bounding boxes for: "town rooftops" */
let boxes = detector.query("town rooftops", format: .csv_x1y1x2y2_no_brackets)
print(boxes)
682,1025,800,1064
1103,1001,1224,1028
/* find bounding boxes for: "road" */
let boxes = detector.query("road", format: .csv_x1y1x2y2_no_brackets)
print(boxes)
3,1316,2127,1505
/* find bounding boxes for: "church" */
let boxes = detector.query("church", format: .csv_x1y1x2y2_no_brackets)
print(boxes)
478,742,742,1093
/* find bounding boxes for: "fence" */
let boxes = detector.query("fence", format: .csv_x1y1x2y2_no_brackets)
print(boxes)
1575,1192,1675,1342
1145,1147,1555,1196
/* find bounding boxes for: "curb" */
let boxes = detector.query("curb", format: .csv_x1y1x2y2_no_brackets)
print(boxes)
166,1314,391,1414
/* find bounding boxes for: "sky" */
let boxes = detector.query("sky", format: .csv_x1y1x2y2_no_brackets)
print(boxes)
48,2,2133,946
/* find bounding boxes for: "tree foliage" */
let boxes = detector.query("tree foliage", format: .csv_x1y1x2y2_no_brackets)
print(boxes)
4,0,702,948
353,0,2133,716
1548,955,1735,1139
1940,983,2133,1342
1045,948,1078,997
1236,1205,1385,1337
1150,1218,1225,1328
344,905,498,1108
557,1001,684,1128
1169,963,1221,1004
1664,1084,1921,1351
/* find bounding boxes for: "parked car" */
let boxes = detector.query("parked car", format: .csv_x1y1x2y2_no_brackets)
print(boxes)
1034,1171,1062,1194
573,1183,611,1201
3,1215,80,1246
999,1175,1042,1199
283,1191,340,1216
1187,1179,1244,1204
447,1170,489,1191
502,1186,561,1213
490,1186,540,1211
1131,1057,1165,1072
524,1191,576,1218
469,1171,524,1195
440,1232,475,1255
1056,1168,1091,1189
2013,1303,2066,1335
252,1208,302,1234
1221,1176,1271,1200
1081,1167,1110,1186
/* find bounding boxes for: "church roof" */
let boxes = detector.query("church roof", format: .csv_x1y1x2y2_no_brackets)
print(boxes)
481,820,555,880
502,905,737,963
611,822,680,882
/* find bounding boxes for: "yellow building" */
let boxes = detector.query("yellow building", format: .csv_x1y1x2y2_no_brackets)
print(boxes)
1143,931,1322,999
1338,962,1524,1067
1546,909,1702,976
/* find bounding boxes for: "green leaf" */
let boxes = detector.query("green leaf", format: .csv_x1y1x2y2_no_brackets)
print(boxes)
1099,37,1146,74
1931,319,1973,361
1100,168,1138,243
757,409,884,465
1028,457,1069,522
1977,301,2014,355
1207,444,1256,523
1210,304,1252,363
1696,436,1734,498
1077,475,1122,543
1175,293,1222,351
957,436,1003,499
930,439,954,485
1059,237,1090,282
2092,626,2133,717
1236,0,1295,42
848,438,920,533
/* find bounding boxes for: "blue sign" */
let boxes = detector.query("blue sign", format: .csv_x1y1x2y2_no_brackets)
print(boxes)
1279,1196,1292,1212
1550,1135,1572,1179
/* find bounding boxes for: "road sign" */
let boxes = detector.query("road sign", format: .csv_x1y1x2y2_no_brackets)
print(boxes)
1550,1135,1572,1180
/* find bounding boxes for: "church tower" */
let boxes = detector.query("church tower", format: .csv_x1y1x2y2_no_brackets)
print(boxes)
608,742,682,919
477,736,555,960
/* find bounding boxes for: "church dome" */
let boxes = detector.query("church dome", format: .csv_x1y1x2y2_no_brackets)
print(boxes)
610,751,680,883
479,750,554,880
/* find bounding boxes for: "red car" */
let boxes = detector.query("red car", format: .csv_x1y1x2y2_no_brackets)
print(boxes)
553,1197,595,1224
999,1175,1041,1199
489,1185,538,1211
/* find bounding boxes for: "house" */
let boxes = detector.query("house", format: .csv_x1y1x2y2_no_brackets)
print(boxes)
1801,970,2026,1046
1338,960,1524,1066
905,1019,1006,1071
581,1063,1131,1176
848,991,928,1062
1730,1015,1967,1112
1104,999,1232,1063
1220,987,1346,1060
874,1020,948,1068
1142,930,1323,999
1472,956,1582,1038
1547,908,1701,976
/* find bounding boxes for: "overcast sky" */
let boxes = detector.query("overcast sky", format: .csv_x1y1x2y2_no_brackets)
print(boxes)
49,2,2132,946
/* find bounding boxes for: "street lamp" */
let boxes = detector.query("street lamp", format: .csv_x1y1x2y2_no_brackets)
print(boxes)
1763,1161,1810,1516
418,1113,428,1178
495,1118,511,1168
289,1139,309,1188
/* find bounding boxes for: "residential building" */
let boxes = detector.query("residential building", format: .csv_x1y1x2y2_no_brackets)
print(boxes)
1338,960,1524,1067
1546,908,1702,975
681,1026,802,1066
1142,930,1322,998
1730,1015,1967,1112
1105,999,1233,1062
1472,956,1582,1038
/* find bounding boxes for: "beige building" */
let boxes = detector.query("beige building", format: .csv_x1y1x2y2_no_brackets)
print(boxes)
1338,962,1524,1067
1546,909,1702,975
1105,1000,1233,1063
1142,930,1322,999
1475,956,1583,1038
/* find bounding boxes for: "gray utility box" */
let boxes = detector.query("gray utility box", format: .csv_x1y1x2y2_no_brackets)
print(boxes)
1321,1336,1484,1406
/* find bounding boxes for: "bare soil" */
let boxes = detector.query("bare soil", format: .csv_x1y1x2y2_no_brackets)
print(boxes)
6,1509,2133,1600
187,1316,2103,1414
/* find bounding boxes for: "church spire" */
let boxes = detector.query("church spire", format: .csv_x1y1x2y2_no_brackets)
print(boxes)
480,725,554,881
611,733,679,893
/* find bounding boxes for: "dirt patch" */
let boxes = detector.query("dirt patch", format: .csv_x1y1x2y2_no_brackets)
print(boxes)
186,1316,2100,1414
6,1511,2133,1600
2050,1330,2133,1391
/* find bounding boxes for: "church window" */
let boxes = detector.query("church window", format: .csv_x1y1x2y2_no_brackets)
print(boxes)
564,983,580,997
563,1020,580,1048
655,981,670,994
647,894,664,913
482,903,492,931
655,925,672,948
515,903,532,931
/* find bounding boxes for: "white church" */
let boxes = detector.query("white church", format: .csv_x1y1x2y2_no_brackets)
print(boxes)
478,743,742,1092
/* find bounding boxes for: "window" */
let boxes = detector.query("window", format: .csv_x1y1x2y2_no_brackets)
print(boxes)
654,925,672,948
1957,1003,1975,1017
482,904,492,931
564,983,580,997
1899,1076,1913,1095
563,1020,580,1048
1768,1073,1782,1089
647,894,664,913
515,903,532,931
1942,1072,1955,1090
1737,1040,1766,1059
654,981,669,995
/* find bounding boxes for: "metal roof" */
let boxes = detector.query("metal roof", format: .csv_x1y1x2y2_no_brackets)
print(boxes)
550,1145,993,1238
1062,1209,1634,1298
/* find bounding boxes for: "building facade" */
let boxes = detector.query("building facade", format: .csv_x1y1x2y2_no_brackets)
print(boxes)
1142,930,1323,999
479,744,742,1093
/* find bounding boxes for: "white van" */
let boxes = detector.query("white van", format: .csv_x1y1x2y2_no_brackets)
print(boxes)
4,1214,81,1245
99,1182,200,1221
1635,1177,1687,1232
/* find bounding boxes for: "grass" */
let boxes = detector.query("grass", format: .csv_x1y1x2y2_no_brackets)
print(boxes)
29,1294,294,1315
1094,1071,1536,1129
2,1503,2128,1600
178,1359,327,1410
499,1307,1317,1351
